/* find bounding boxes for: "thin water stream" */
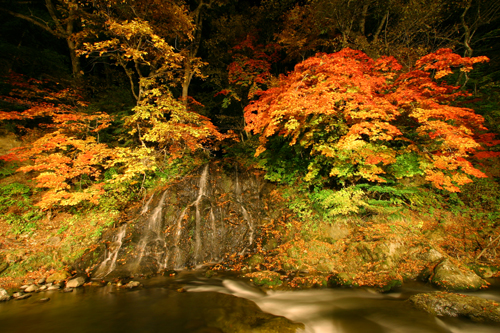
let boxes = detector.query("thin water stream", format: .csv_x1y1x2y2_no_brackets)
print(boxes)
1,275,499,333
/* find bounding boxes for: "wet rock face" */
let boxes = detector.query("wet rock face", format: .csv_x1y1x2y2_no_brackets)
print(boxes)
92,164,270,279
409,291,500,322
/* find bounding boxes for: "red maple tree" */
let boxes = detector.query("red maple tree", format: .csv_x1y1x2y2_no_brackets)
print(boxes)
245,48,494,192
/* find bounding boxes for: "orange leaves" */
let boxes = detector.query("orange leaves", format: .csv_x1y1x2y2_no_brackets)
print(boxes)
13,132,114,209
0,71,112,136
416,48,489,79
244,48,493,191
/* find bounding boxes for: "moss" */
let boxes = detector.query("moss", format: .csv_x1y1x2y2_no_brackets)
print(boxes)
329,272,359,287
409,291,500,322
468,264,500,279
378,277,403,292
246,254,265,267
246,271,283,288
205,269,216,278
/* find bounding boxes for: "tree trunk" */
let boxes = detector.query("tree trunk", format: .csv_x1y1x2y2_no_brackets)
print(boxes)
67,38,81,77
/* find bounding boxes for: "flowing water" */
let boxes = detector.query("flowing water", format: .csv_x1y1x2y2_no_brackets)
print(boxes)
1,275,499,333
90,164,266,278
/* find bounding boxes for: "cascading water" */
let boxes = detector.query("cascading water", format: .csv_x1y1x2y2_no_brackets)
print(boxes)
94,224,127,278
193,164,209,263
91,163,270,278
133,189,169,271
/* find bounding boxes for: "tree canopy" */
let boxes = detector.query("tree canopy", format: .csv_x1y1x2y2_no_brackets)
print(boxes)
0,0,498,210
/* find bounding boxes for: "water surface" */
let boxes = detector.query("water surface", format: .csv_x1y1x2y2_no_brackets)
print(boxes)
1,275,499,333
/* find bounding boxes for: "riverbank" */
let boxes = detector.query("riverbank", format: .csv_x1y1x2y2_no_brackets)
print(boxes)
1,163,499,294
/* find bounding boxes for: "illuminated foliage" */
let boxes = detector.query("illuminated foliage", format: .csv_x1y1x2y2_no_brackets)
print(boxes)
79,0,225,159
0,72,154,209
245,48,492,192
226,33,280,101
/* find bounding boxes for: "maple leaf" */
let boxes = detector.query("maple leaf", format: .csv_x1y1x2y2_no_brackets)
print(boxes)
244,48,492,191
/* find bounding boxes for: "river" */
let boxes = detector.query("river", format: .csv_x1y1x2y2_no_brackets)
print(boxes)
1,273,499,333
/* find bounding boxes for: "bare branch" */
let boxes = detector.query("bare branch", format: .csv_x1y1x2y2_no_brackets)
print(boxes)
0,7,63,38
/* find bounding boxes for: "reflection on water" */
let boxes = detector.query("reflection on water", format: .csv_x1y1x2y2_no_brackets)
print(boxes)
1,275,499,333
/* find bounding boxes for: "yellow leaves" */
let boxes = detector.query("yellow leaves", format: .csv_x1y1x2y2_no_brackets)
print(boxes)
35,183,105,210
106,146,156,183
336,135,366,151
124,85,225,160
107,19,153,40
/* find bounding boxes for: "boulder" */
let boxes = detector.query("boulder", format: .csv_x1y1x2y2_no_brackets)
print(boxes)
431,259,487,291
24,284,40,293
0,288,11,302
66,276,86,288
46,236,61,246
14,293,32,300
409,291,500,322
125,281,141,289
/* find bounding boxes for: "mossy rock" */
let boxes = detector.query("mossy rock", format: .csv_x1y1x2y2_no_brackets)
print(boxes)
246,254,265,268
355,242,374,262
0,257,8,275
205,269,216,278
289,274,329,288
431,259,488,291
286,246,300,259
328,272,359,287
409,291,500,322
316,259,335,273
263,237,278,251
468,264,500,279
417,265,433,282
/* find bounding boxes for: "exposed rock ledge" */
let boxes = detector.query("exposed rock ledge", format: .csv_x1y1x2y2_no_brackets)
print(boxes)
409,291,500,322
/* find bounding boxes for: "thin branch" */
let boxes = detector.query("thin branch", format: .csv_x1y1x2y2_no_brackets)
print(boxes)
0,7,63,38
476,233,500,262
44,0,65,35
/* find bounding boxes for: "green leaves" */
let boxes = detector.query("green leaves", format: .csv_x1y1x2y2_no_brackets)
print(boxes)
245,48,492,192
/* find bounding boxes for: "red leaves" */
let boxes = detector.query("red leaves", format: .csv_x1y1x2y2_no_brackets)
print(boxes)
244,48,493,191
225,33,281,100
416,48,489,79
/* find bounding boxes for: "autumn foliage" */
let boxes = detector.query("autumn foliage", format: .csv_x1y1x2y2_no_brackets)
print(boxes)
0,72,156,209
245,48,492,192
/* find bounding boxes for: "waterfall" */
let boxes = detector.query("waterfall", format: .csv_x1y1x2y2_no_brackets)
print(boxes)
140,193,154,215
134,189,169,271
193,164,209,263
94,224,127,278
92,163,267,279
